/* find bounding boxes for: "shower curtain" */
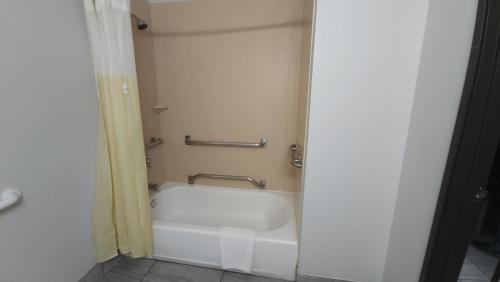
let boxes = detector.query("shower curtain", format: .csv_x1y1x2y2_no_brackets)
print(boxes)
83,0,152,261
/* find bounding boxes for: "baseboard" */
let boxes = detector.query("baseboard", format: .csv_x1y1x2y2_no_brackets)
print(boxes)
296,274,355,282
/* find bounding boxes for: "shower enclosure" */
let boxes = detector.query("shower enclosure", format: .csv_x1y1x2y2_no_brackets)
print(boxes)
131,0,315,280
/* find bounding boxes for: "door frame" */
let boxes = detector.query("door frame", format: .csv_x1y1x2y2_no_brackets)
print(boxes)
419,0,500,281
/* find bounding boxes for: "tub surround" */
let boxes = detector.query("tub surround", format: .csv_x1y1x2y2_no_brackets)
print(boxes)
132,2,167,185
131,1,307,279
147,0,311,191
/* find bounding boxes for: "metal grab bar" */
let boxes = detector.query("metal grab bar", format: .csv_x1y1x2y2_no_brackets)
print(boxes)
145,137,163,150
290,144,303,168
148,183,159,190
185,135,267,149
188,174,266,189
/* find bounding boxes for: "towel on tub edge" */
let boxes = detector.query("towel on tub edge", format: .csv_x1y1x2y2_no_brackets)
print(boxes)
219,227,255,273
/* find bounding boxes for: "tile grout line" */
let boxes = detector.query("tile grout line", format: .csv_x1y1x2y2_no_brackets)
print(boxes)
109,255,123,275
101,255,123,277
468,253,496,280
140,259,157,282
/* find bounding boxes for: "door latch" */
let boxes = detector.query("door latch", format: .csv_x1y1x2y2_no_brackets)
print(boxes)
475,186,489,202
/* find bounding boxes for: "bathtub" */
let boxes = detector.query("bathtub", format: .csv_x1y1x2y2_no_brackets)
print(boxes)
151,182,298,281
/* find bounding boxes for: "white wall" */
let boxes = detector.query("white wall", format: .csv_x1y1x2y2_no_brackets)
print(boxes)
299,0,478,281
382,1,478,281
0,1,98,282
298,0,430,281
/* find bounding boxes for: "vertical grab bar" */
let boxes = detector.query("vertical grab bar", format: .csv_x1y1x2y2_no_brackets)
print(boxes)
290,144,303,168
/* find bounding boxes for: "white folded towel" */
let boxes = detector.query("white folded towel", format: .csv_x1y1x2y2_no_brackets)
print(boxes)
219,227,255,273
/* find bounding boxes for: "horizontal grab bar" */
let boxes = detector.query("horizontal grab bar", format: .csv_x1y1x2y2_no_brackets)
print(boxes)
188,174,266,189
185,135,267,148
0,188,22,212
145,137,163,150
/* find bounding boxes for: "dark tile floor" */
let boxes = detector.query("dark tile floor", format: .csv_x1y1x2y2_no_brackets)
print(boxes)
458,246,499,282
79,249,500,282
80,256,339,282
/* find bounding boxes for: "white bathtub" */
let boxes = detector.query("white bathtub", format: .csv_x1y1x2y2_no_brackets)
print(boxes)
151,182,298,281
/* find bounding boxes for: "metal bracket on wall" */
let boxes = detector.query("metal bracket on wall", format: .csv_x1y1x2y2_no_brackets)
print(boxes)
145,137,164,150
290,144,303,168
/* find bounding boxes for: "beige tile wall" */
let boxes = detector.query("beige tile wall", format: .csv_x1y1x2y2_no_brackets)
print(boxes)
134,0,312,192
149,0,305,191
131,0,151,24
132,2,166,184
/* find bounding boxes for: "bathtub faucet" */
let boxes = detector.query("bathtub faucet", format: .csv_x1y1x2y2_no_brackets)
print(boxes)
187,174,266,189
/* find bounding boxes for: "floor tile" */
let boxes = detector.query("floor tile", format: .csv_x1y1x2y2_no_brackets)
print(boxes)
221,271,288,282
104,257,155,281
101,255,123,275
296,275,345,282
459,258,489,281
103,271,143,282
143,261,223,282
468,254,498,278
80,264,104,282
468,246,484,255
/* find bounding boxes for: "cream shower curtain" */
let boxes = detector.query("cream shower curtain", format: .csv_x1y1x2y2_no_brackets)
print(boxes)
84,0,152,261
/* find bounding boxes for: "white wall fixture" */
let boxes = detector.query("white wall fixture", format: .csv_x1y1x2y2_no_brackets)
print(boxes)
298,0,430,281
382,0,478,281
0,189,22,212
298,0,477,281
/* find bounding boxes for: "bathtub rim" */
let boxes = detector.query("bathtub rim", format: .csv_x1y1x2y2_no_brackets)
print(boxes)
151,181,298,243
155,181,296,197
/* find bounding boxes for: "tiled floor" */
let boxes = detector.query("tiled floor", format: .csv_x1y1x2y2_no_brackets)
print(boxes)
81,249,499,282
80,256,340,282
458,246,499,282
